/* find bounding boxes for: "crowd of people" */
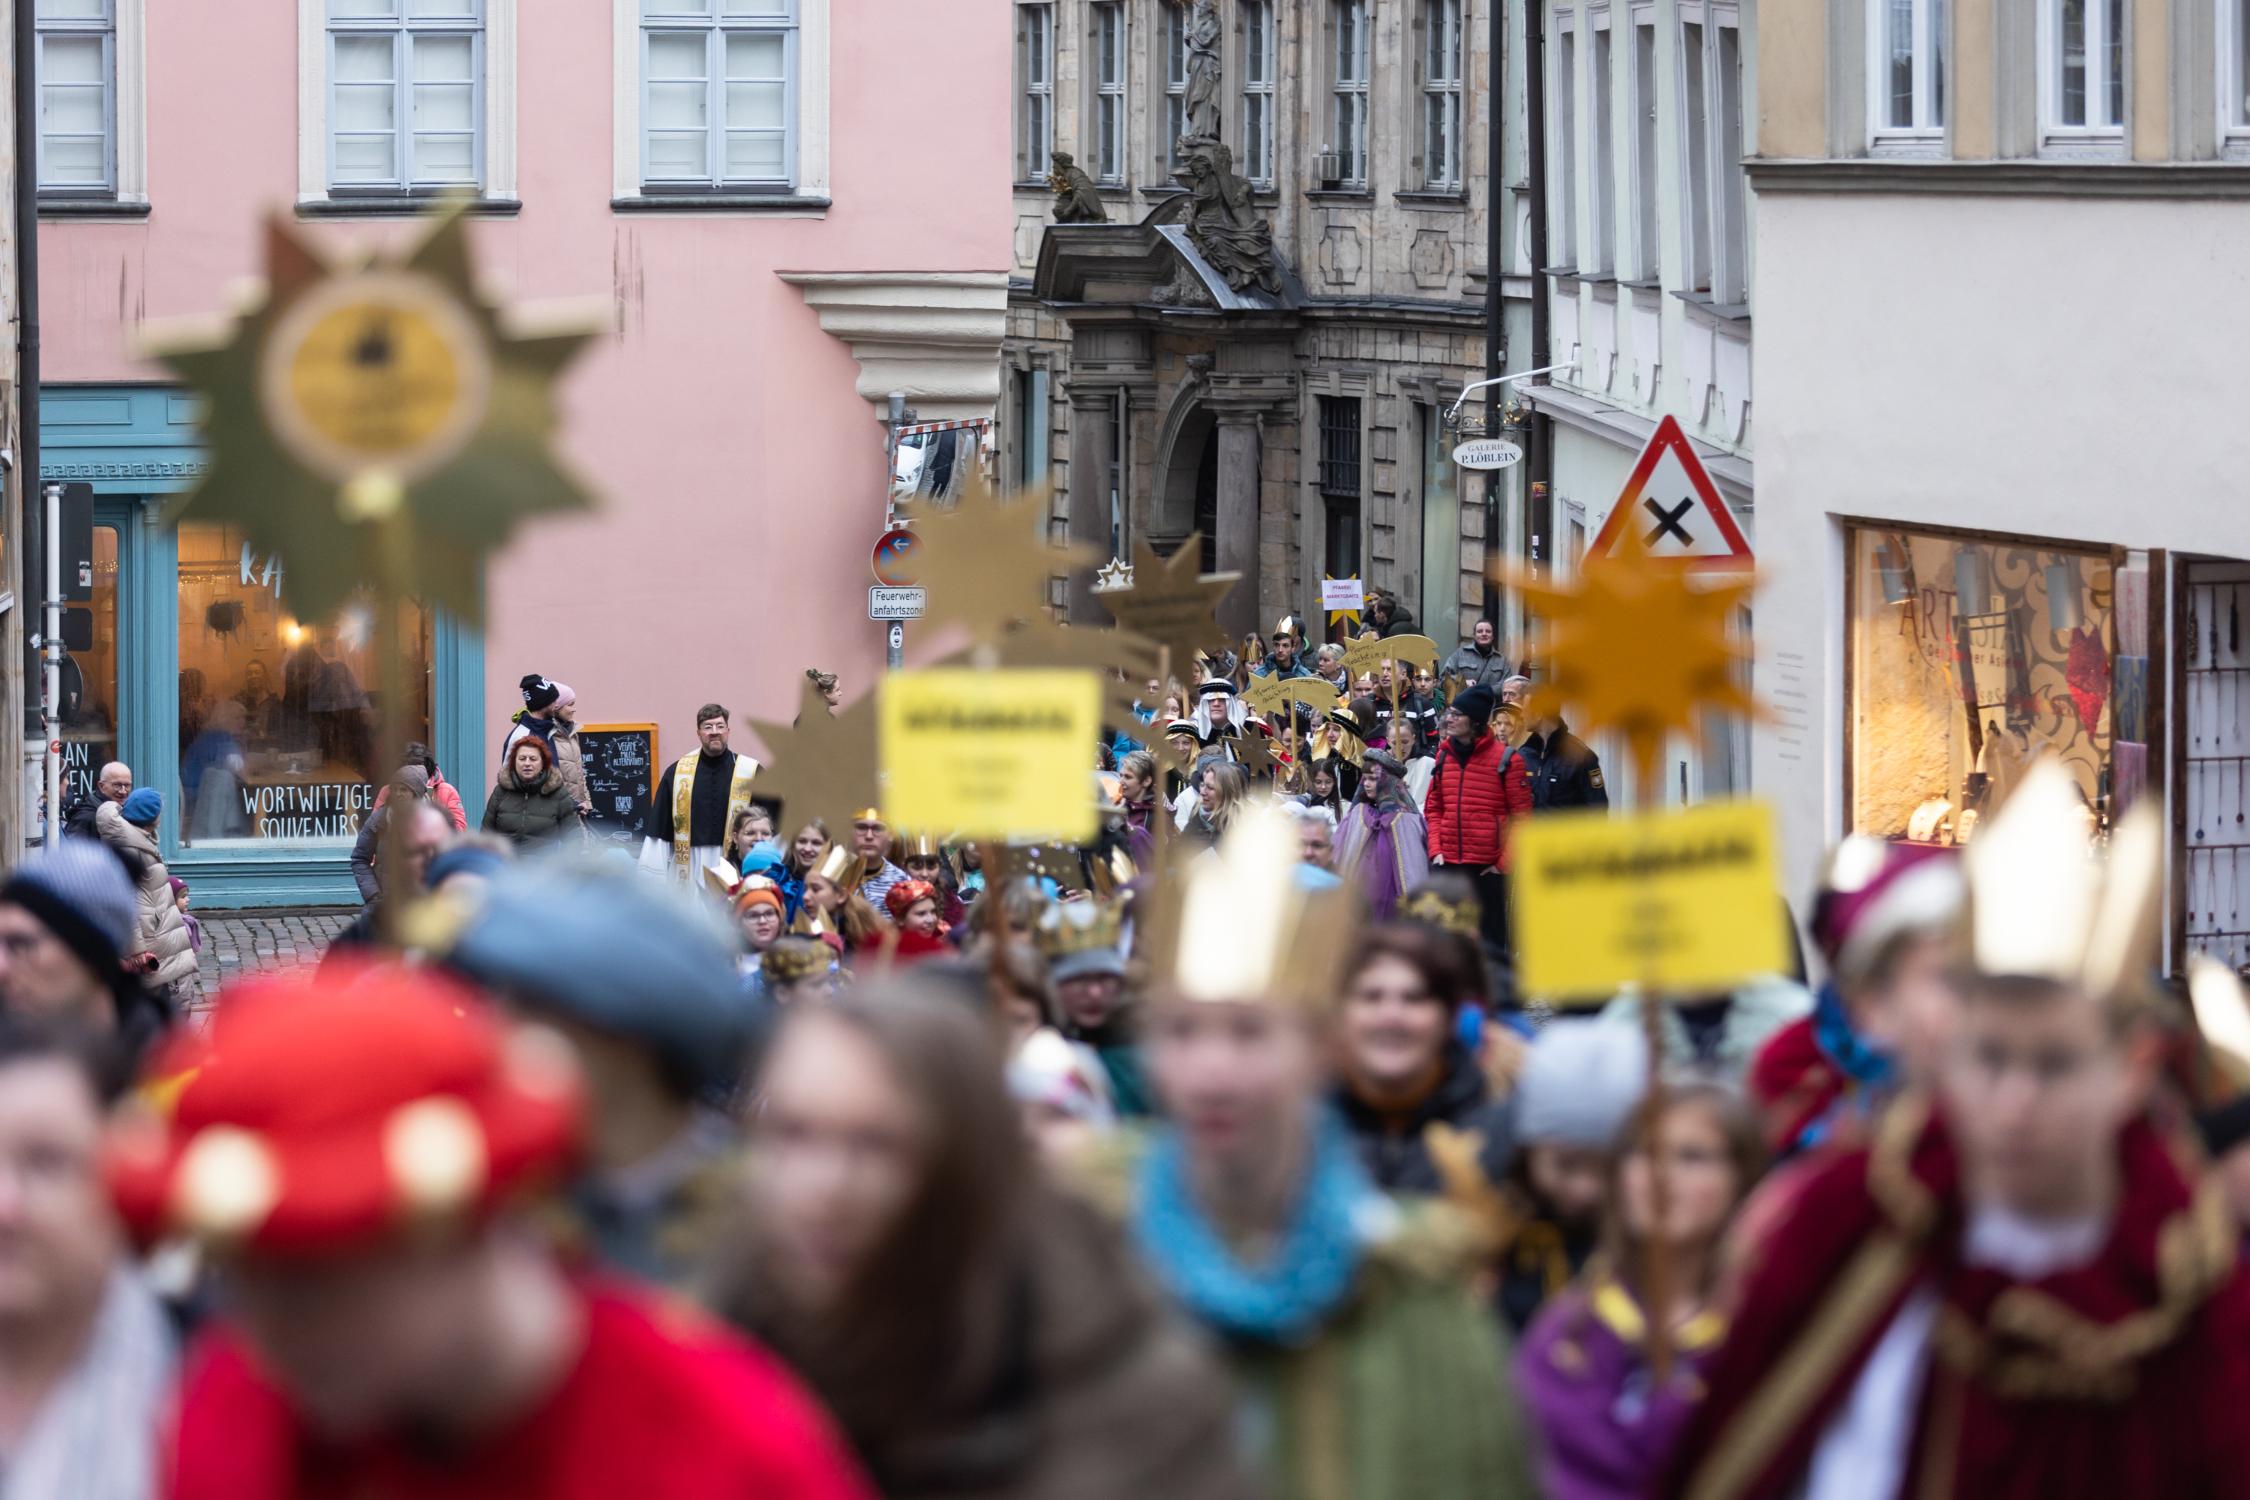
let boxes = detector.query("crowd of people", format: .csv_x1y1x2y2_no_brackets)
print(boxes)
3,617,2250,1500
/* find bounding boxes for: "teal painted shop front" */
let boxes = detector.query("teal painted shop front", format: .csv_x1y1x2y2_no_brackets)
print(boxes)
44,384,487,908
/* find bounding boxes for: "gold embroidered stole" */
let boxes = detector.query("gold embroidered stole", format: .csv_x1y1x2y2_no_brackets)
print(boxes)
669,751,761,870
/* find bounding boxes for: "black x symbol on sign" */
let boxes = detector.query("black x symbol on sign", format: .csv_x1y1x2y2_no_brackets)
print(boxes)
1644,497,1693,547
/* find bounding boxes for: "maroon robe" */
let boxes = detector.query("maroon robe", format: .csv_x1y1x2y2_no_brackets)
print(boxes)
1663,1099,2250,1500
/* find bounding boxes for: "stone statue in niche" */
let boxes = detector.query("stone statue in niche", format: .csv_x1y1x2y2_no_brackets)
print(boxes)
1048,152,1108,223
1175,137,1281,296
1179,0,1223,139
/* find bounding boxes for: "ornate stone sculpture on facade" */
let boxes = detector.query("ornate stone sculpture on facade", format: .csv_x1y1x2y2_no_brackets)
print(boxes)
1175,137,1281,296
1180,0,1223,139
1048,152,1108,224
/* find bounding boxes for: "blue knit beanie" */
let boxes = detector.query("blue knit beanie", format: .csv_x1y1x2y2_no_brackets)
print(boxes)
121,788,163,827
2,839,139,964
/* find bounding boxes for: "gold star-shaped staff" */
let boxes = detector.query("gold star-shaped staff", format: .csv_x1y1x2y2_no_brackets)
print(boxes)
1498,524,1760,787
746,679,882,839
1098,534,1240,681
904,474,1096,646
144,207,600,624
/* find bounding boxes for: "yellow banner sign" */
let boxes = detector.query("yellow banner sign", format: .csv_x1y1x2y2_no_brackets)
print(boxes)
1510,799,1786,1002
881,669,1101,843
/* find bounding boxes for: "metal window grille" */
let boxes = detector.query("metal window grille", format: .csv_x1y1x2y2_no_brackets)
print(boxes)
38,0,116,195
1318,397,1362,499
641,0,797,191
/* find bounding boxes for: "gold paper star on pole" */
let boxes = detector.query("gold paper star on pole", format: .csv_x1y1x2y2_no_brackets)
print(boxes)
904,475,1095,645
1098,534,1241,674
1499,524,1759,785
143,207,601,624
746,680,882,838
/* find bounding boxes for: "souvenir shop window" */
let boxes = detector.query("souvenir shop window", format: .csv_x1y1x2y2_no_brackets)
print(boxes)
175,521,431,847
1847,525,2119,847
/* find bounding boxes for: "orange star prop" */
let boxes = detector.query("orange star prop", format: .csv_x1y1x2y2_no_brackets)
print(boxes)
1501,526,1760,785
1099,534,1242,676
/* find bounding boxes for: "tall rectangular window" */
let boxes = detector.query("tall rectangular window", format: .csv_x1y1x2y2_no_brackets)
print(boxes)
1017,2,1053,179
328,0,483,193
1590,12,1616,274
1318,397,1363,579
1332,0,1370,187
1679,15,1710,291
1161,1,1188,169
1421,0,1465,189
1632,16,1658,276
1241,0,1277,183
641,0,797,190
1089,2,1126,182
1872,0,1947,146
2042,0,2124,143
1711,18,1746,302
1549,11,1579,268
2228,0,2250,140
38,0,116,195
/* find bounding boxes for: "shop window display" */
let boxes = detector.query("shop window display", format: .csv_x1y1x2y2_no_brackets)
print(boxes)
1848,526,2118,846
175,522,431,846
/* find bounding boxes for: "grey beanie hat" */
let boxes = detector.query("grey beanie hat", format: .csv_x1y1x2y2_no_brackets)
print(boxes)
1513,1017,1651,1149
1049,946,1128,985
4,839,140,960
445,858,757,1096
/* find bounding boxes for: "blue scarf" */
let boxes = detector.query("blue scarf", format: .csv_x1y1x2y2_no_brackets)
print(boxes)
1133,1108,1373,1345
1812,980,1893,1089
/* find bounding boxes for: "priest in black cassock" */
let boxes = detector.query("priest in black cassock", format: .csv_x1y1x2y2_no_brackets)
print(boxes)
638,702,761,884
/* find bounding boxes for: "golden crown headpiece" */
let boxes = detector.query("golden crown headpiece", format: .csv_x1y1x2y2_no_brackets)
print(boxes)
1035,896,1126,961
1274,613,1303,642
814,844,862,888
1401,888,1480,940
901,832,942,861
1962,757,2162,1005
1139,804,1361,1012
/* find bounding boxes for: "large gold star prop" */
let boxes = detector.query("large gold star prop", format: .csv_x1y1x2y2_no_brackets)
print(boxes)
1340,632,1440,679
904,475,1095,645
1098,535,1241,675
745,679,882,837
1500,526,1759,784
144,208,599,624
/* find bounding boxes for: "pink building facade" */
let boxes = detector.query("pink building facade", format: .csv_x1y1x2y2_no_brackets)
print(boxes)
33,0,1011,904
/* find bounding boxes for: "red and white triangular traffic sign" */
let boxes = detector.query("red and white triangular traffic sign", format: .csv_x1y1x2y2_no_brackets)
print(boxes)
1585,414,1753,573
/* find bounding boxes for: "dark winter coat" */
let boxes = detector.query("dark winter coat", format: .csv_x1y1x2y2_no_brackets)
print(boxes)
1524,722,1609,811
480,765,583,847
1332,1040,1514,1196
1424,729,1534,871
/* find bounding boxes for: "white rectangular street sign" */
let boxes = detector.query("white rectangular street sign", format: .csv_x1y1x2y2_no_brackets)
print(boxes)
869,586,927,621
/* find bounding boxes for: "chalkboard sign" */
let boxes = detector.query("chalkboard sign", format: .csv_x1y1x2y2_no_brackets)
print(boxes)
577,723,659,850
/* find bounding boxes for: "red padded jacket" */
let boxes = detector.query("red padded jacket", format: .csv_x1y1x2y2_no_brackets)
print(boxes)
1424,730,1534,870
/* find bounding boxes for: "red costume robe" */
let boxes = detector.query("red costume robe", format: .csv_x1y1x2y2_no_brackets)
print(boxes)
1664,1100,2250,1500
168,1285,876,1500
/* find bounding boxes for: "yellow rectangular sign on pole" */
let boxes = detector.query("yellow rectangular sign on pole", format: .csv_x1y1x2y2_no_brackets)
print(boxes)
880,669,1101,843
1510,799,1787,1002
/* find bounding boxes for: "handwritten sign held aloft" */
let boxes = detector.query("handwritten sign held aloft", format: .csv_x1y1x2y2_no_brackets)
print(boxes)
1510,799,1787,1002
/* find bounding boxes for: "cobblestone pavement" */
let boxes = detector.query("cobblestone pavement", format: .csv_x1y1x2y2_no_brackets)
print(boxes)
193,908,356,1001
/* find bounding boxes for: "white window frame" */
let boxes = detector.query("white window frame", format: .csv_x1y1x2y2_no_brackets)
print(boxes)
1161,0,1188,171
638,0,797,191
1548,2,1579,269
1331,0,1370,188
2037,0,2127,150
1241,0,1278,186
1017,1,1054,182
609,0,828,203
1590,6,1616,275
1628,5,1659,278
300,0,509,205
1677,3,1747,306
36,0,144,201
1421,0,1466,190
1869,0,1947,151
1090,0,1126,184
2225,0,2250,149
324,0,486,195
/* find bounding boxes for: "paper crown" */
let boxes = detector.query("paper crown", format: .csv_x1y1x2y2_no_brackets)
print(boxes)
814,844,862,887
1274,613,1303,640
1961,758,2162,1003
1139,803,1360,1011
902,832,942,860
1401,887,1480,940
1036,896,1125,962
762,936,836,986
849,807,885,826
